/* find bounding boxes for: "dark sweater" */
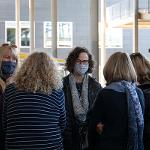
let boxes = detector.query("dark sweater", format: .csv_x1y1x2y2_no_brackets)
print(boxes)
0,90,3,150
88,88,144,150
3,84,66,150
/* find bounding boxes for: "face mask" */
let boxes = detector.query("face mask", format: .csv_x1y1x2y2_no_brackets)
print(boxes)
1,61,16,80
74,63,89,75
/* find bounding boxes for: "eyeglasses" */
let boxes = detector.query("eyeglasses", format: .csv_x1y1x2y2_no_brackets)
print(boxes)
76,59,89,64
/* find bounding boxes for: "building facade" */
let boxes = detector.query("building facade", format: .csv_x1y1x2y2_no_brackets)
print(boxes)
0,0,149,61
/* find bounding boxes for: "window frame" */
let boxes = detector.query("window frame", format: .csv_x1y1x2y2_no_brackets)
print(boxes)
5,21,30,48
43,21,73,48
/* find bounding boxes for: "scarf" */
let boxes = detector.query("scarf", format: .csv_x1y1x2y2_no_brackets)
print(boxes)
69,73,89,122
105,81,144,150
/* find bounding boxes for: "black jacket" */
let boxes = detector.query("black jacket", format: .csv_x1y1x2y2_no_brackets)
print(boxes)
63,75,102,150
88,88,144,150
0,90,3,150
138,83,150,150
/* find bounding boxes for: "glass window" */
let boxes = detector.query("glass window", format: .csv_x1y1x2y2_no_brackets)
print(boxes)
21,28,30,47
7,28,16,44
20,21,30,48
5,21,30,48
44,21,73,48
58,22,73,48
99,23,123,48
44,22,52,48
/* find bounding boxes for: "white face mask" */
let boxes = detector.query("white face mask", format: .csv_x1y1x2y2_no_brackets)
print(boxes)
74,63,89,75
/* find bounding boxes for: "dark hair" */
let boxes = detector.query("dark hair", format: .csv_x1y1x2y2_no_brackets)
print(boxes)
65,46,95,73
130,52,150,84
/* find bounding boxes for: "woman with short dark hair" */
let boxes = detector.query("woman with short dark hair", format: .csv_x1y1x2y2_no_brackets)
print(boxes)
63,46,102,150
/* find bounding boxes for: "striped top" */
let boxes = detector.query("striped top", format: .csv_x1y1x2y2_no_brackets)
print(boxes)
3,83,66,150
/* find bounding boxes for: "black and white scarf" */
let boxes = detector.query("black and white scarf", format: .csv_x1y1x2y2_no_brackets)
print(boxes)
69,73,89,122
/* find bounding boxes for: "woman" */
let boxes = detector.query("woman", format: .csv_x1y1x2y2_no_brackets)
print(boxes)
88,52,144,150
3,52,66,150
130,52,150,150
0,43,18,149
0,43,17,92
63,47,102,150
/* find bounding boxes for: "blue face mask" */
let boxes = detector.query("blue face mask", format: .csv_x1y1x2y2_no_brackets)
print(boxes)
74,63,89,75
1,61,16,80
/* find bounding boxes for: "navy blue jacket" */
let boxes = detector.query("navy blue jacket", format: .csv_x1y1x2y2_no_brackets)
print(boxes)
3,84,66,150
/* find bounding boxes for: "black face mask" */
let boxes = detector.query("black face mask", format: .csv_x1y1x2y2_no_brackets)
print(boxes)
1,61,16,80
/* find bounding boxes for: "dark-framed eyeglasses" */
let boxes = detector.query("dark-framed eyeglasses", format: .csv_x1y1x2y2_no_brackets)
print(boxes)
76,59,89,64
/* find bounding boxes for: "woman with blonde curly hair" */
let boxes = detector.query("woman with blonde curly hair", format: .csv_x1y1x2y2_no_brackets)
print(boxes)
3,52,66,150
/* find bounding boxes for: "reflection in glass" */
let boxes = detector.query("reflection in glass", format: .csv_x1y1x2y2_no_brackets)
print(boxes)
21,28,30,46
58,22,72,48
7,28,16,44
44,22,72,48
99,26,123,48
44,22,52,47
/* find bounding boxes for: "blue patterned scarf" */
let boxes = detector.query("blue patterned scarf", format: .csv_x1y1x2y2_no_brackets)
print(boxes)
105,81,144,150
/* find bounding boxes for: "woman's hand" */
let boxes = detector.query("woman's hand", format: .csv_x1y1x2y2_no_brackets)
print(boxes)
96,122,104,134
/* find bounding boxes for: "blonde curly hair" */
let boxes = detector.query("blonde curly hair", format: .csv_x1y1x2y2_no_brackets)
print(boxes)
15,52,62,94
